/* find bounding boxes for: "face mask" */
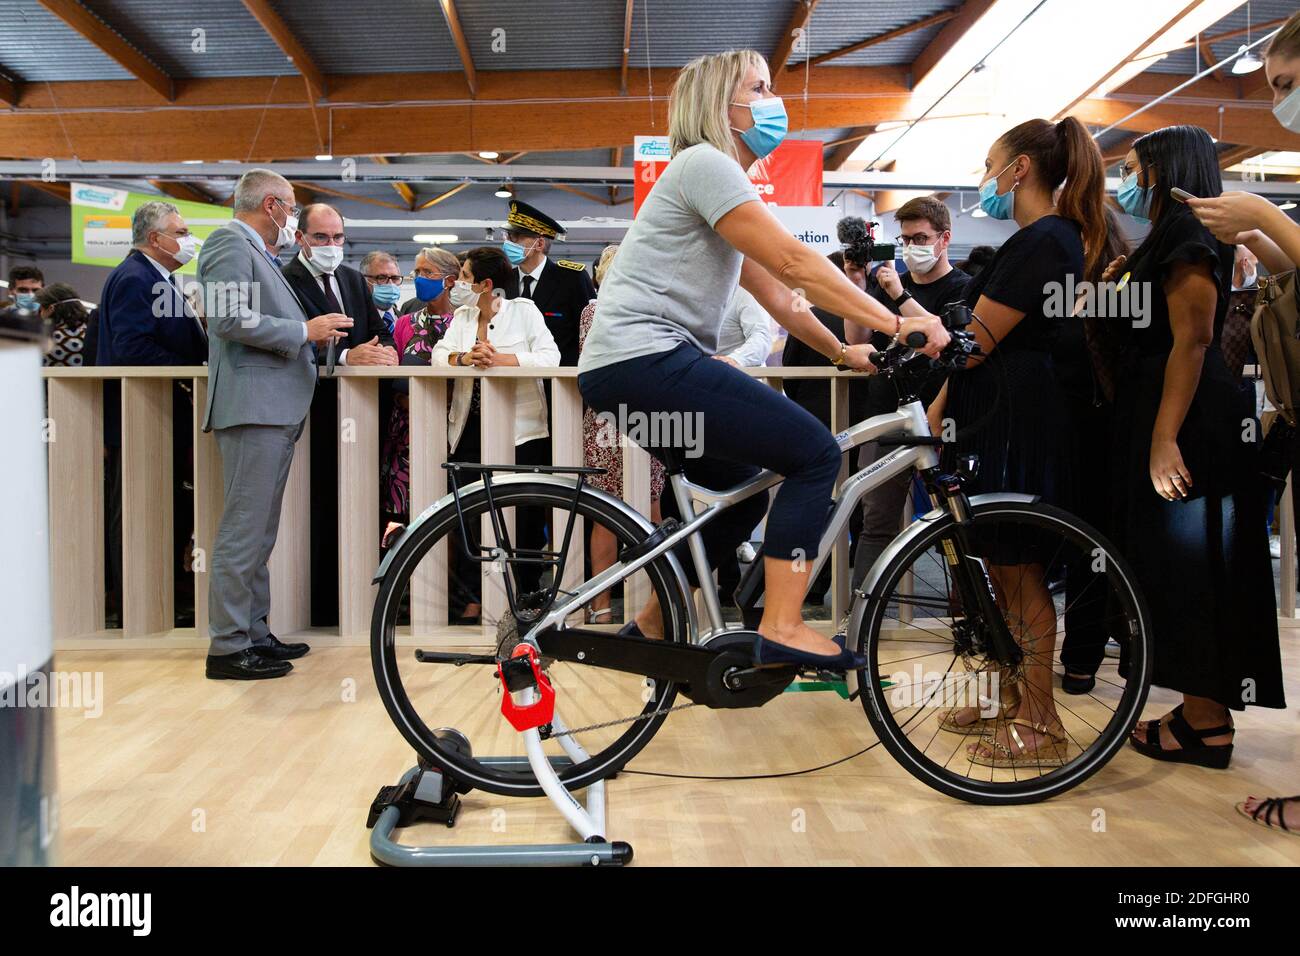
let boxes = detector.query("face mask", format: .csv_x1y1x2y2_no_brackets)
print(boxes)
1274,87,1300,133
371,283,401,308
448,280,478,309
731,97,788,160
1233,265,1258,292
503,239,539,266
901,243,939,273
978,160,1019,220
308,244,343,273
160,233,199,266
15,293,37,311
414,275,446,301
1116,171,1152,224
270,200,298,249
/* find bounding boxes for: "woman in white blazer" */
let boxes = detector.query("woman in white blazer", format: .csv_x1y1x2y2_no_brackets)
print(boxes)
431,247,561,456
430,247,560,622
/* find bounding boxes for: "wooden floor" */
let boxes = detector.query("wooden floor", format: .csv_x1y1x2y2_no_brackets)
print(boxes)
53,635,1300,867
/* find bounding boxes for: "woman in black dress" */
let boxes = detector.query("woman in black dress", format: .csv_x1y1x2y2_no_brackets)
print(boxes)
1110,125,1285,768
929,117,1109,766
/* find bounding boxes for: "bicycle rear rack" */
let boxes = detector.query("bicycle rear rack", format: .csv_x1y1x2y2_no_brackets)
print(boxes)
444,462,606,622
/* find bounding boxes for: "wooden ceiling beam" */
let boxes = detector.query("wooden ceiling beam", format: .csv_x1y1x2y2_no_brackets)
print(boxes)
416,181,471,211
37,0,173,101
771,0,821,84
911,0,997,88
149,180,219,205
804,10,957,70
825,125,875,170
619,0,635,95
1072,97,1300,153
0,70,18,108
371,155,416,209
439,0,478,97
239,0,327,100
292,180,409,211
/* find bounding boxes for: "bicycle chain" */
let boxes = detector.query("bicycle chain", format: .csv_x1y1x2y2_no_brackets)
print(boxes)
549,699,698,738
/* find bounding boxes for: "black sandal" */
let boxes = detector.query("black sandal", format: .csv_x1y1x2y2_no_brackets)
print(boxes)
1236,795,1300,838
1129,703,1234,769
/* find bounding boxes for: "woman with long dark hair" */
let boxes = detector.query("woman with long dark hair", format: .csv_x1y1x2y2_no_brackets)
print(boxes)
929,116,1109,767
1110,125,1284,768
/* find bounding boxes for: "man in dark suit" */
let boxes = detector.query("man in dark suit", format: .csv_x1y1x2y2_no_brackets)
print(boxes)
503,199,595,366
97,201,208,366
97,200,210,628
280,203,396,367
281,205,397,628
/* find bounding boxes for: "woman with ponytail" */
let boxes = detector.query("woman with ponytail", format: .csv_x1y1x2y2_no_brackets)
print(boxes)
1110,125,1284,772
930,116,1107,768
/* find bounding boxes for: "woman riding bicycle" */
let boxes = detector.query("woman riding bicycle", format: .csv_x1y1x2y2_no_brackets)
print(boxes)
577,49,949,669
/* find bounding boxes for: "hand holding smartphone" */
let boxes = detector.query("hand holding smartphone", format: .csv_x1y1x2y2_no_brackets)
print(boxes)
1170,187,1196,204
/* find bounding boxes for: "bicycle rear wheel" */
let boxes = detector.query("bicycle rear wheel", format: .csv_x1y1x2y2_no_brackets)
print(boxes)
371,478,691,797
856,499,1151,804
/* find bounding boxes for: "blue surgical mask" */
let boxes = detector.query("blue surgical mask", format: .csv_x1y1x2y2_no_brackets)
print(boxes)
414,275,445,301
1116,170,1152,224
731,97,788,160
15,293,38,311
978,159,1018,220
502,240,527,265
372,283,401,308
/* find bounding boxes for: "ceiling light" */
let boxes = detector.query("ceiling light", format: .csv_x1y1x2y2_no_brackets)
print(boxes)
494,186,513,198
412,233,459,243
1232,45,1263,74
970,208,987,218
315,154,333,161
181,159,203,164
1280,201,1297,211
479,151,500,160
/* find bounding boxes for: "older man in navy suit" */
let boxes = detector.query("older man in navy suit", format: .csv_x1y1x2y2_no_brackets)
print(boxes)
97,200,208,366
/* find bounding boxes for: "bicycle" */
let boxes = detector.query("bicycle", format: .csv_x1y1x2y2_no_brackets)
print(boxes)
371,302,1152,815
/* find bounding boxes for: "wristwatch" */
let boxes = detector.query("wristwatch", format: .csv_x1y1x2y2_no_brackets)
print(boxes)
892,288,914,308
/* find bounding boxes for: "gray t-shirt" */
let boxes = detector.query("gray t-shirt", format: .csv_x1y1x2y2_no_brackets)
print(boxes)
578,143,758,373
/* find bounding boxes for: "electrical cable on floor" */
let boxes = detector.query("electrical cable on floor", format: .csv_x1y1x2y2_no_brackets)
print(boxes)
621,740,882,782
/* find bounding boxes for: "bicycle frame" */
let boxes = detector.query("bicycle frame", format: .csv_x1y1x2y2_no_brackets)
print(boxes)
524,398,941,644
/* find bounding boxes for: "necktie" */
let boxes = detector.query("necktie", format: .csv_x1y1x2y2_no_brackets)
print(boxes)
522,274,534,299
171,273,206,340
319,273,343,315
382,310,395,335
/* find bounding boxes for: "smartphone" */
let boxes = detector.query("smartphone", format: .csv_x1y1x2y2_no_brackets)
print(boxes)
1170,187,1196,204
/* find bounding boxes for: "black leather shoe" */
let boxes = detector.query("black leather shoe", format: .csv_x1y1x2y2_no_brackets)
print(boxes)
250,633,310,661
206,649,292,680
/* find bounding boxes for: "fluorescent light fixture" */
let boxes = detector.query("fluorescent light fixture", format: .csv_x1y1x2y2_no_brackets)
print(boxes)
1280,202,1298,211
315,154,333,161
412,233,459,243
970,208,988,218
181,159,203,164
494,186,513,198
478,151,500,160
1232,45,1264,74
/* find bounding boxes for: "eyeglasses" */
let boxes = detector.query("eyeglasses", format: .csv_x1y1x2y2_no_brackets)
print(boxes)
895,232,943,246
307,234,345,244
274,197,303,218
364,273,404,284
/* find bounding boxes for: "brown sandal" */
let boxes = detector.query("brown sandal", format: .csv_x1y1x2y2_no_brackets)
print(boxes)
938,673,1021,736
968,720,1068,768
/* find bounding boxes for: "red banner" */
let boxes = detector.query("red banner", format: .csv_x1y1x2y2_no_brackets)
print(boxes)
633,136,823,215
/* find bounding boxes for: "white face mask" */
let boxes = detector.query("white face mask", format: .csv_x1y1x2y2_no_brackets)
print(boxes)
308,244,343,273
901,242,939,274
161,232,199,266
271,200,298,249
448,280,478,309
1274,87,1300,134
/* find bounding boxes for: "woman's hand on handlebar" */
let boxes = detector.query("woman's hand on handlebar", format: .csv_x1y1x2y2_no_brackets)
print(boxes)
843,342,879,373
900,313,950,358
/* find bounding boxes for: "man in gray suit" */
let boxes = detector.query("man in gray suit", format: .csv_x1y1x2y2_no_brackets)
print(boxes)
199,169,351,680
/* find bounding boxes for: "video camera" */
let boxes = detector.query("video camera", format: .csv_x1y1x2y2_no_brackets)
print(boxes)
837,216,896,267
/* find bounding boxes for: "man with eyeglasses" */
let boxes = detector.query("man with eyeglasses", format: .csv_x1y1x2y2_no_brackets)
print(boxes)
359,251,409,344
198,169,352,680
844,197,971,612
282,204,396,367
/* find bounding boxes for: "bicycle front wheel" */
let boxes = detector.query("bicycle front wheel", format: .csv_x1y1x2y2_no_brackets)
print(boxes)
856,499,1151,804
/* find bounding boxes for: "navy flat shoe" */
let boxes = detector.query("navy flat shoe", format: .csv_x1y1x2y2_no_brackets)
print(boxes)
617,620,646,639
753,633,863,670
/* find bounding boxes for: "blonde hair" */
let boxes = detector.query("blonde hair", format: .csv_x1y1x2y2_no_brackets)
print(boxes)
1266,10,1300,60
668,49,767,161
594,244,620,286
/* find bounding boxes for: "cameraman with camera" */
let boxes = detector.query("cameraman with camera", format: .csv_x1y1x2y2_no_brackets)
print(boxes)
840,201,970,593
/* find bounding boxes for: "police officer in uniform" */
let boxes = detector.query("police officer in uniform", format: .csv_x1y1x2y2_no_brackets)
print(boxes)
503,199,595,366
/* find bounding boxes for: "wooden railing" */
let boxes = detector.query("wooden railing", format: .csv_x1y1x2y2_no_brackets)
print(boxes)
41,366,867,646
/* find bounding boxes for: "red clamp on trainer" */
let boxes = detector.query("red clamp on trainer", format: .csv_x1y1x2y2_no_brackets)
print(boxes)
499,644,555,731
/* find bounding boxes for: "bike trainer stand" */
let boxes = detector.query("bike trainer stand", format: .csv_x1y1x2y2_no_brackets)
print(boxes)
367,648,633,867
